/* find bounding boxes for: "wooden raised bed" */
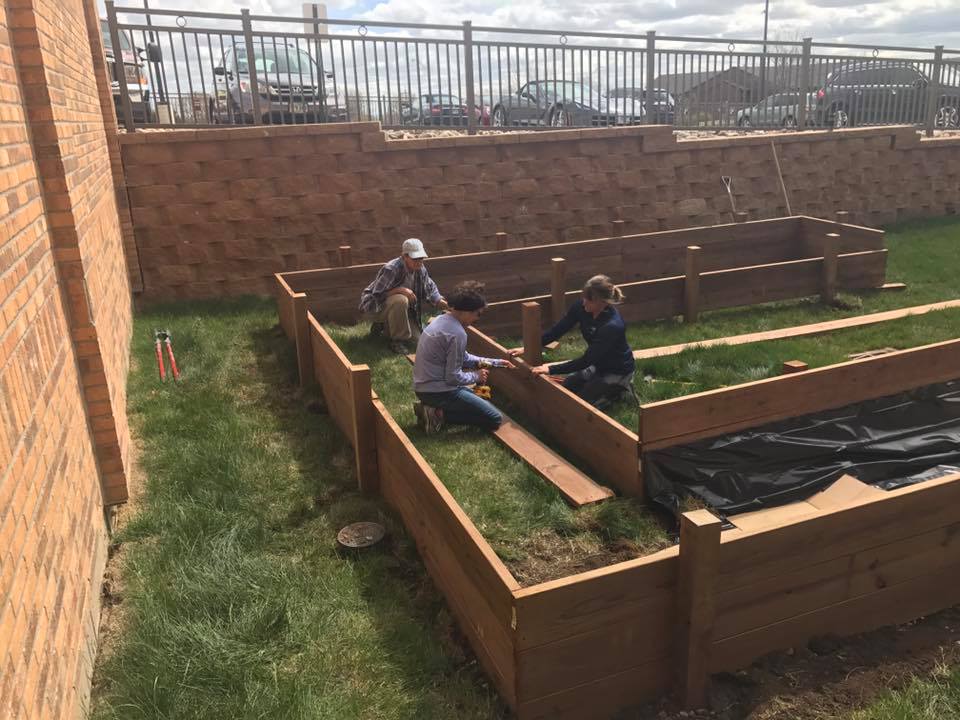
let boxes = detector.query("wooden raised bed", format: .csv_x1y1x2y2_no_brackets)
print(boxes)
278,216,886,334
278,268,960,717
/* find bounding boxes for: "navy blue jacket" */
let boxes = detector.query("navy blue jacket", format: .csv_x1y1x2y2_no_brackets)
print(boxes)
542,301,635,376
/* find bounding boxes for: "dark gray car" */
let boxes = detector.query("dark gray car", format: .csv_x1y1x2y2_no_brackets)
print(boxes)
491,80,644,127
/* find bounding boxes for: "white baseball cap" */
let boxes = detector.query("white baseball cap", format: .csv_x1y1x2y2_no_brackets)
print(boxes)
402,238,428,259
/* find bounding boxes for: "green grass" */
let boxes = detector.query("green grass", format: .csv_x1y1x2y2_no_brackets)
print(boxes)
91,297,506,720
325,324,669,585
852,662,960,720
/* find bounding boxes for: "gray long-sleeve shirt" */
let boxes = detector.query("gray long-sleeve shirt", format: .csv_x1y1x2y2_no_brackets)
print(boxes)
413,313,497,393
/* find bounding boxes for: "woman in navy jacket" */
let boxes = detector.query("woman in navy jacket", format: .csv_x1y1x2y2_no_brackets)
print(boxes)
528,275,636,408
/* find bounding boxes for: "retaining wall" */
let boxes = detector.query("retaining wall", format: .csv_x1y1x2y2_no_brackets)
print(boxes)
120,122,959,303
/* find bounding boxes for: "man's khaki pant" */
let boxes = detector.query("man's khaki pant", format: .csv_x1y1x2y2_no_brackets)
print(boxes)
366,293,413,341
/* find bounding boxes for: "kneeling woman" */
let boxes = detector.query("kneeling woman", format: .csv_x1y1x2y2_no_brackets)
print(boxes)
532,275,635,408
412,281,514,434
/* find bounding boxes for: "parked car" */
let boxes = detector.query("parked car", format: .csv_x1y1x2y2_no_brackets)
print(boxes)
815,60,960,128
735,92,816,128
211,43,344,124
99,19,154,123
400,94,469,126
608,87,675,124
491,80,644,127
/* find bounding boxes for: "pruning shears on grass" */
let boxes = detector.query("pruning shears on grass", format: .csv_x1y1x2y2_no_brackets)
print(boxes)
154,329,181,382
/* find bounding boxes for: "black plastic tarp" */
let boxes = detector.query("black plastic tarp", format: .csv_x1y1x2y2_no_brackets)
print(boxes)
644,380,960,517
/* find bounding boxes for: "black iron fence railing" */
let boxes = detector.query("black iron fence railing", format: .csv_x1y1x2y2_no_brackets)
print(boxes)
105,3,960,135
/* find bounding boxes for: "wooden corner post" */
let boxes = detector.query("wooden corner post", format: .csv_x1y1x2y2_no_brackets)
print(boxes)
551,257,567,323
822,232,839,304
684,245,702,323
495,231,509,251
339,245,353,267
293,293,313,386
522,301,543,365
677,508,722,710
611,219,626,237
350,364,379,493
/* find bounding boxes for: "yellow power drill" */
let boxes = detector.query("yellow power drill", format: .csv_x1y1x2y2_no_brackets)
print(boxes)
471,359,502,400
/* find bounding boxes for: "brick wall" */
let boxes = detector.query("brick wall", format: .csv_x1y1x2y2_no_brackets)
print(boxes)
119,122,960,302
1,0,132,717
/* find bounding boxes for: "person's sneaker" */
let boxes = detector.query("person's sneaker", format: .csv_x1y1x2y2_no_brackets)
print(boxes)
389,340,412,355
413,402,444,435
369,321,385,338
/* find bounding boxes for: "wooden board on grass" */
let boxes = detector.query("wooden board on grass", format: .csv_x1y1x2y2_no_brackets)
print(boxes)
494,416,614,506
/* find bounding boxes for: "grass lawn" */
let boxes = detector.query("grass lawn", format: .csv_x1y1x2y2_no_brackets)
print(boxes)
93,216,960,720
91,298,506,720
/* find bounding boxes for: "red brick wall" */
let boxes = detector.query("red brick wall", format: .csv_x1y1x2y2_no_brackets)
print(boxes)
119,123,960,301
1,0,132,717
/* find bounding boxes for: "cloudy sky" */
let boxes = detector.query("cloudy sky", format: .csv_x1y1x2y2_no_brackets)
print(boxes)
105,0,960,50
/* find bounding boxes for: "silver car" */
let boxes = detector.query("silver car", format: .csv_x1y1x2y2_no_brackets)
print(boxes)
212,43,341,124
736,92,816,128
491,80,644,127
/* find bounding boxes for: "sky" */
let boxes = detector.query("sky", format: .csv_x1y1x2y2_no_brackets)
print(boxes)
102,0,960,51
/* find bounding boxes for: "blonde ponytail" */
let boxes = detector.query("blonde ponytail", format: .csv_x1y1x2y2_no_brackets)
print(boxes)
583,275,624,305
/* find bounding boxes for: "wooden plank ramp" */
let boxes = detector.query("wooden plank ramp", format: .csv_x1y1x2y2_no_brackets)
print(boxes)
494,415,614,507
633,298,960,361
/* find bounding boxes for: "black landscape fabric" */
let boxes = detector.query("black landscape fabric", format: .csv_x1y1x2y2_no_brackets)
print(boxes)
644,380,960,516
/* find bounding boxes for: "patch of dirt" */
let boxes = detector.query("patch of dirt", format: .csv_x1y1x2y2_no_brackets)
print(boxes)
626,607,960,720
94,435,147,670
505,528,657,586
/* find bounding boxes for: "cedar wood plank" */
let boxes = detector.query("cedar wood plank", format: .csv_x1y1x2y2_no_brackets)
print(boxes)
493,417,614,506
308,314,357,443
372,399,520,706
711,557,960,672
640,337,960,450
275,272,297,339
632,299,960,361
468,327,642,496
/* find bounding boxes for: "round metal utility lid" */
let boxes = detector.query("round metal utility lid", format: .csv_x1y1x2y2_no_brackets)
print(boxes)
336,521,386,549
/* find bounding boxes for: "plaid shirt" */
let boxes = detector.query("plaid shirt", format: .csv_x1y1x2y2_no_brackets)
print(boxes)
358,257,442,314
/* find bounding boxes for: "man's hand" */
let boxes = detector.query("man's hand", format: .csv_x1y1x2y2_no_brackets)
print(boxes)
507,348,523,357
436,297,449,311
477,368,490,383
531,365,552,375
498,360,516,369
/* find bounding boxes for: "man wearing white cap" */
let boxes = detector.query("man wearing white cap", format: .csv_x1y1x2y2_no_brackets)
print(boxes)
359,238,448,354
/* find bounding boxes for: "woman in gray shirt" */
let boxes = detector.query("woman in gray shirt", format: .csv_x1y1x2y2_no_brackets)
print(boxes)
413,281,513,433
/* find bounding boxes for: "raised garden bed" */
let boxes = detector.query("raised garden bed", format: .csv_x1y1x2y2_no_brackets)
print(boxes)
278,270,960,717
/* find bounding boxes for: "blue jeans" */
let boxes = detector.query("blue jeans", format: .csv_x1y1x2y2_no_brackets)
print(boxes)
416,387,502,431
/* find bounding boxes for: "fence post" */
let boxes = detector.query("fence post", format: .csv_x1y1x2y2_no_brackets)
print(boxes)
339,245,353,267
645,31,656,124
782,360,809,374
684,245,701,323
734,211,749,223
925,46,944,138
463,21,477,135
522,302,542,365
241,9,262,125
822,232,839,304
676,509,722,710
106,2,136,132
495,231,508,251
798,38,813,129
551,257,567,323
293,294,313,386
350,365,379,493
835,210,850,225
611,219,626,237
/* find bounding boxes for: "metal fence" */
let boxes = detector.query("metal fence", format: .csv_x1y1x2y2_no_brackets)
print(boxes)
105,2,960,135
